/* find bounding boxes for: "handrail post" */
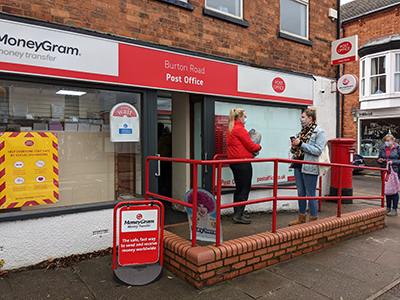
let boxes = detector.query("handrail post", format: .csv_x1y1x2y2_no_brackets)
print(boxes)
272,159,278,233
145,158,149,200
216,162,222,247
381,169,385,208
318,176,322,212
337,165,342,217
192,163,198,247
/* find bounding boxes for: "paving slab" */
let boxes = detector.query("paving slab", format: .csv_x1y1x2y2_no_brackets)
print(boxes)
269,257,334,289
258,282,330,300
7,267,93,300
311,268,378,300
230,268,292,298
0,277,13,300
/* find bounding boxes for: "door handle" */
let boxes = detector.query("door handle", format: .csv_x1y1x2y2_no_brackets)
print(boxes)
155,154,161,176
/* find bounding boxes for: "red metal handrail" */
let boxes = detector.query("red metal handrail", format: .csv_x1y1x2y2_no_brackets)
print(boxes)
211,154,323,212
145,156,388,247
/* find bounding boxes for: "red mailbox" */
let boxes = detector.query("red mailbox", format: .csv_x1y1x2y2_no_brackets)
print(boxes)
329,138,356,204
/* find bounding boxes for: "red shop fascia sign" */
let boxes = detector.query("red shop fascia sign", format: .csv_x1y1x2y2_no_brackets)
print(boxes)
0,18,313,105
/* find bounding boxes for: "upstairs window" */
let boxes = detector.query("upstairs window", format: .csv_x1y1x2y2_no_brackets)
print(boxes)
395,54,400,92
205,0,243,18
360,60,365,96
370,56,386,94
280,0,309,39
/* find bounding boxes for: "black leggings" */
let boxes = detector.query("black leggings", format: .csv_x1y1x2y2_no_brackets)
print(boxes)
230,162,253,204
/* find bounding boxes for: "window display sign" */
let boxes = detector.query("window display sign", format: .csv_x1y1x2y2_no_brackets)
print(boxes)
118,205,160,265
110,103,140,142
0,132,59,209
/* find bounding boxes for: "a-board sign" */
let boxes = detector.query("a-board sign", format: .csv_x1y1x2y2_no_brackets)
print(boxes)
118,205,160,266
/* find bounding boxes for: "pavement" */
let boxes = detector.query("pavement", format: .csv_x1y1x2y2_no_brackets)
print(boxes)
2,170,400,300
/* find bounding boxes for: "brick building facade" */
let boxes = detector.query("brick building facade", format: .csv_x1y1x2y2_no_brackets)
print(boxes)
0,0,340,271
341,0,400,163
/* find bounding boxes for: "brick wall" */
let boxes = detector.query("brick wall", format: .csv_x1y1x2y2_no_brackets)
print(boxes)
342,6,400,141
163,207,386,288
1,0,337,79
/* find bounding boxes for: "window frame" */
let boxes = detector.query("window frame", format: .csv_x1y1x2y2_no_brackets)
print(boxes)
205,0,244,20
279,0,310,42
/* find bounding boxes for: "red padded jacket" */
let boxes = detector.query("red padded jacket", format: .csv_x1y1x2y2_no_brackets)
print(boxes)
226,121,261,159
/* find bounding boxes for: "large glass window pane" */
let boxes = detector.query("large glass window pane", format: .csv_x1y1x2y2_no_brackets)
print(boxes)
395,54,400,92
360,118,400,157
215,101,302,186
206,0,242,17
281,0,308,38
0,80,142,212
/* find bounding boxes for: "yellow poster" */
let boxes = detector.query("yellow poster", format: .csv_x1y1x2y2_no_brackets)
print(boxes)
0,132,59,209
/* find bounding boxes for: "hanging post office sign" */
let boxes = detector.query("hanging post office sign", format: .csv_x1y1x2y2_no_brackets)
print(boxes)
331,35,358,66
110,103,140,142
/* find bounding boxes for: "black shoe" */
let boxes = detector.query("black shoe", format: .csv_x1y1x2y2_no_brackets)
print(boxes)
243,211,250,218
232,215,251,224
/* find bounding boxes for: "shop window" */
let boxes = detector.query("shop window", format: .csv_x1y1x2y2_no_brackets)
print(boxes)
0,80,142,212
205,0,242,18
215,101,302,186
280,0,309,40
360,117,400,158
370,56,386,94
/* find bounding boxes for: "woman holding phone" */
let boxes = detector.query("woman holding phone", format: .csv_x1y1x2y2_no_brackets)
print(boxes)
289,107,326,226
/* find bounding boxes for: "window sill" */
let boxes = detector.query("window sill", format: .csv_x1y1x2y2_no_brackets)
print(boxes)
203,8,249,28
0,201,123,223
278,31,313,46
156,0,194,11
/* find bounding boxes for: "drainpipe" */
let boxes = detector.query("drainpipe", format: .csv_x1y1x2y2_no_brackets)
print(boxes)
336,0,341,138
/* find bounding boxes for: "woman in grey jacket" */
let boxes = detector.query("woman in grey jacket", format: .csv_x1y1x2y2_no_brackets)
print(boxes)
289,107,326,226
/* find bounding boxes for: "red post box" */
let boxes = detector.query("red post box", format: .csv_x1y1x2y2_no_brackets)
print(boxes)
329,138,356,204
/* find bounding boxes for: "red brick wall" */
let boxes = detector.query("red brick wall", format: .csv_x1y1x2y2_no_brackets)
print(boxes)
1,0,337,78
342,6,400,141
163,207,386,288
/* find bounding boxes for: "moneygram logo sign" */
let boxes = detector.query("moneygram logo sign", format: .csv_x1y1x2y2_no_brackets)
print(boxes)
0,19,118,76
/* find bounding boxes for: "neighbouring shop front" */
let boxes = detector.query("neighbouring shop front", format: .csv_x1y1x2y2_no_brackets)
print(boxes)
0,15,333,270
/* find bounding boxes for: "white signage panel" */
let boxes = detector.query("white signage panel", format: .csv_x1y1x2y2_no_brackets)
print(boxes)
237,66,313,101
331,35,358,66
337,74,359,95
110,103,140,142
0,19,118,76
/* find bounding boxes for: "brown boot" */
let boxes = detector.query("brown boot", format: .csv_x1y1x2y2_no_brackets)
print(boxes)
289,213,307,226
309,215,318,222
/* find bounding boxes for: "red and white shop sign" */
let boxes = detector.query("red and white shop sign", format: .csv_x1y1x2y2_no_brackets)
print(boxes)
119,205,160,266
110,103,140,142
0,19,313,105
331,35,358,66
272,77,286,93
337,74,359,95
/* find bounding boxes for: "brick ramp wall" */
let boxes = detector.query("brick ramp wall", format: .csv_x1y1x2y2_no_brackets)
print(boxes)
163,207,386,288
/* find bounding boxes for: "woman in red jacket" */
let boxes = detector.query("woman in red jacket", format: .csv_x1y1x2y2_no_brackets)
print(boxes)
226,108,261,224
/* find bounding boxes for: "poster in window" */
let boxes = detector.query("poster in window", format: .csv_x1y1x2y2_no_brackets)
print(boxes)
0,132,59,209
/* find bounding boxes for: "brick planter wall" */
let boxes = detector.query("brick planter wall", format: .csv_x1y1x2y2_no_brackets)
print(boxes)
163,207,386,288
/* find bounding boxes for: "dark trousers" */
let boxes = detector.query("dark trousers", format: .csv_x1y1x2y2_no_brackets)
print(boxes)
229,162,252,215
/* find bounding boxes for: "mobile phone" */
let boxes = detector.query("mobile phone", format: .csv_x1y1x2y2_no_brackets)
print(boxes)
290,136,296,140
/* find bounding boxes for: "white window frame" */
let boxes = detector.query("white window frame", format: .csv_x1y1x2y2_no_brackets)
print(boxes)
360,60,365,97
358,51,400,100
205,0,243,19
280,0,309,40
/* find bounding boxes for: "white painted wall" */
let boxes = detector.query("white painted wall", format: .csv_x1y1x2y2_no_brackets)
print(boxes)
0,209,114,271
